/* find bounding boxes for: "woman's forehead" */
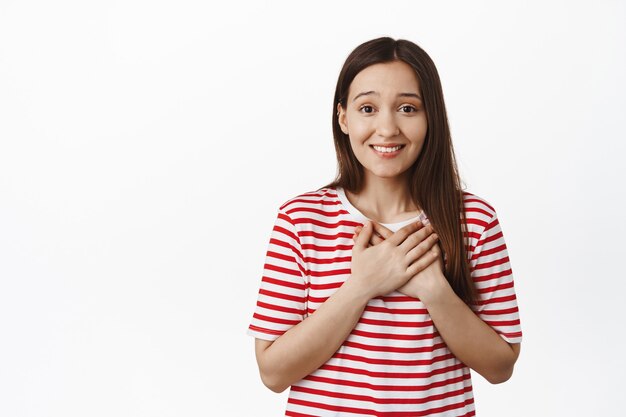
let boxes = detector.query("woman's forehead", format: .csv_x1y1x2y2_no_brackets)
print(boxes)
348,61,420,101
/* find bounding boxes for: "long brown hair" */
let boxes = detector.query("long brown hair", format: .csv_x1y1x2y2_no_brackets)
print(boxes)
320,36,478,305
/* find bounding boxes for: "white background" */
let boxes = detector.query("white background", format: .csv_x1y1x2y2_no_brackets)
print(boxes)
1,1,625,416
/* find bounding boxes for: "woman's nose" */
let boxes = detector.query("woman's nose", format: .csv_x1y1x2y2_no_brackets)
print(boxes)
375,110,400,137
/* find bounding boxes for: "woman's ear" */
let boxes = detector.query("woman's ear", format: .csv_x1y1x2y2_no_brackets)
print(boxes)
337,103,349,135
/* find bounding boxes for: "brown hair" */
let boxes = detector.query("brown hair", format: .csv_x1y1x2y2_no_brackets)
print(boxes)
320,36,478,305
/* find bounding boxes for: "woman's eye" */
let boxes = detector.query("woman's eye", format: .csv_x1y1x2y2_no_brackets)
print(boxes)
359,105,374,114
400,105,417,113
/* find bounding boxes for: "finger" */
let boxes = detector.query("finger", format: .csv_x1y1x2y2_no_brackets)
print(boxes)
399,224,435,253
406,243,441,276
371,221,393,240
353,228,376,247
357,222,397,246
404,231,439,264
427,241,443,261
354,221,373,250
369,233,384,246
357,223,391,247
385,220,424,246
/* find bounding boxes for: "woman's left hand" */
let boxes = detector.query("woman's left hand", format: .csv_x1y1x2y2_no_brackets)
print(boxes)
353,222,446,299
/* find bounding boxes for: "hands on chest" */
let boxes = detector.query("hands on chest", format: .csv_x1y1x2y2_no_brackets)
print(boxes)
350,220,447,301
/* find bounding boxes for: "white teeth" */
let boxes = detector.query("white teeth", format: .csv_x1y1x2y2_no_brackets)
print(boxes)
372,145,402,153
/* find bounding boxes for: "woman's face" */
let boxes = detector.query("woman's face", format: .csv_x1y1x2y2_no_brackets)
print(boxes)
337,60,428,183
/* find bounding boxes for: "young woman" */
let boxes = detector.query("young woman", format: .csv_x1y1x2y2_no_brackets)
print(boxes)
247,37,522,416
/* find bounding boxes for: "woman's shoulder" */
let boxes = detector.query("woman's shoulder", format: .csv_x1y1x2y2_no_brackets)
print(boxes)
277,186,340,214
461,190,499,226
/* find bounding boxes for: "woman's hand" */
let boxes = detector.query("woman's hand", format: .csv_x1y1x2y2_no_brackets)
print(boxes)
349,220,440,300
353,221,445,299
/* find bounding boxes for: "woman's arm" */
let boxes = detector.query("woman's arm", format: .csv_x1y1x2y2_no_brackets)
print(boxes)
408,266,521,384
254,220,439,393
255,278,370,393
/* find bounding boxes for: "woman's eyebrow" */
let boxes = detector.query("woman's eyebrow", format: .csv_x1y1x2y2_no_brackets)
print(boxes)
352,91,422,102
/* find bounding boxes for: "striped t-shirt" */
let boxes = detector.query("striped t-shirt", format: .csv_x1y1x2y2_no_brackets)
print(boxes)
248,186,522,416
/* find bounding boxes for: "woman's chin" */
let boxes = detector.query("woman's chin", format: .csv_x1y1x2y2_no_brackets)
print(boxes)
366,168,410,181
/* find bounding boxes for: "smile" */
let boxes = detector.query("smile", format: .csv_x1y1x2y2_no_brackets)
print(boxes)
371,145,403,153
370,144,405,158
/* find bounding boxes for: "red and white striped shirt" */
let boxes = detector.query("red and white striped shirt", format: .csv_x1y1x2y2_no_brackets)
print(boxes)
248,186,522,416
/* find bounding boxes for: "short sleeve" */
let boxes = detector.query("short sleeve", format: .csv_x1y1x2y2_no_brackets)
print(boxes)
247,208,308,341
469,211,523,344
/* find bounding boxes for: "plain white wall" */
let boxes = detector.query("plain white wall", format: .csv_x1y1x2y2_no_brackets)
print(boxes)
1,1,624,416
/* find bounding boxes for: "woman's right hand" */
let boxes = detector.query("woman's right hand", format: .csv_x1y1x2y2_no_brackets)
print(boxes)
349,220,440,300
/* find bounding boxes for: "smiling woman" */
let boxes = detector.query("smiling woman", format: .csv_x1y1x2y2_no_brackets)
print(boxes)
337,61,428,188
247,36,522,416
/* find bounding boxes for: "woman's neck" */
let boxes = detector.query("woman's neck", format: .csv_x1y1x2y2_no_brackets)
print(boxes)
344,174,421,224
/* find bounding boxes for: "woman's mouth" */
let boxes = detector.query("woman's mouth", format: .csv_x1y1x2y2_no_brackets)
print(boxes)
370,144,405,158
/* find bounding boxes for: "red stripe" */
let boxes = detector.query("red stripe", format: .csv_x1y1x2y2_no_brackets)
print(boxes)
310,281,343,290
274,217,298,239
351,329,438,341
286,206,348,217
358,317,433,328
484,319,521,327
281,198,340,211
474,256,510,270
476,230,503,248
307,295,330,304
303,371,470,392
265,256,307,280
332,352,456,367
464,230,481,243
477,281,514,295
259,288,305,303
300,230,356,241
293,217,363,229
253,312,300,326
261,275,306,290
305,254,352,264
480,306,519,315
378,295,422,303
471,243,507,260
288,396,473,417
309,302,428,315
290,384,470,405
463,195,495,212
318,362,465,379
343,341,448,354
309,268,351,278
266,250,301,266
302,242,353,252
471,268,512,283
256,301,304,315
464,206,492,218
248,324,283,336
268,236,304,262
484,217,500,232
500,331,523,339
473,293,517,306
285,411,319,417
365,305,429,315
463,218,488,228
